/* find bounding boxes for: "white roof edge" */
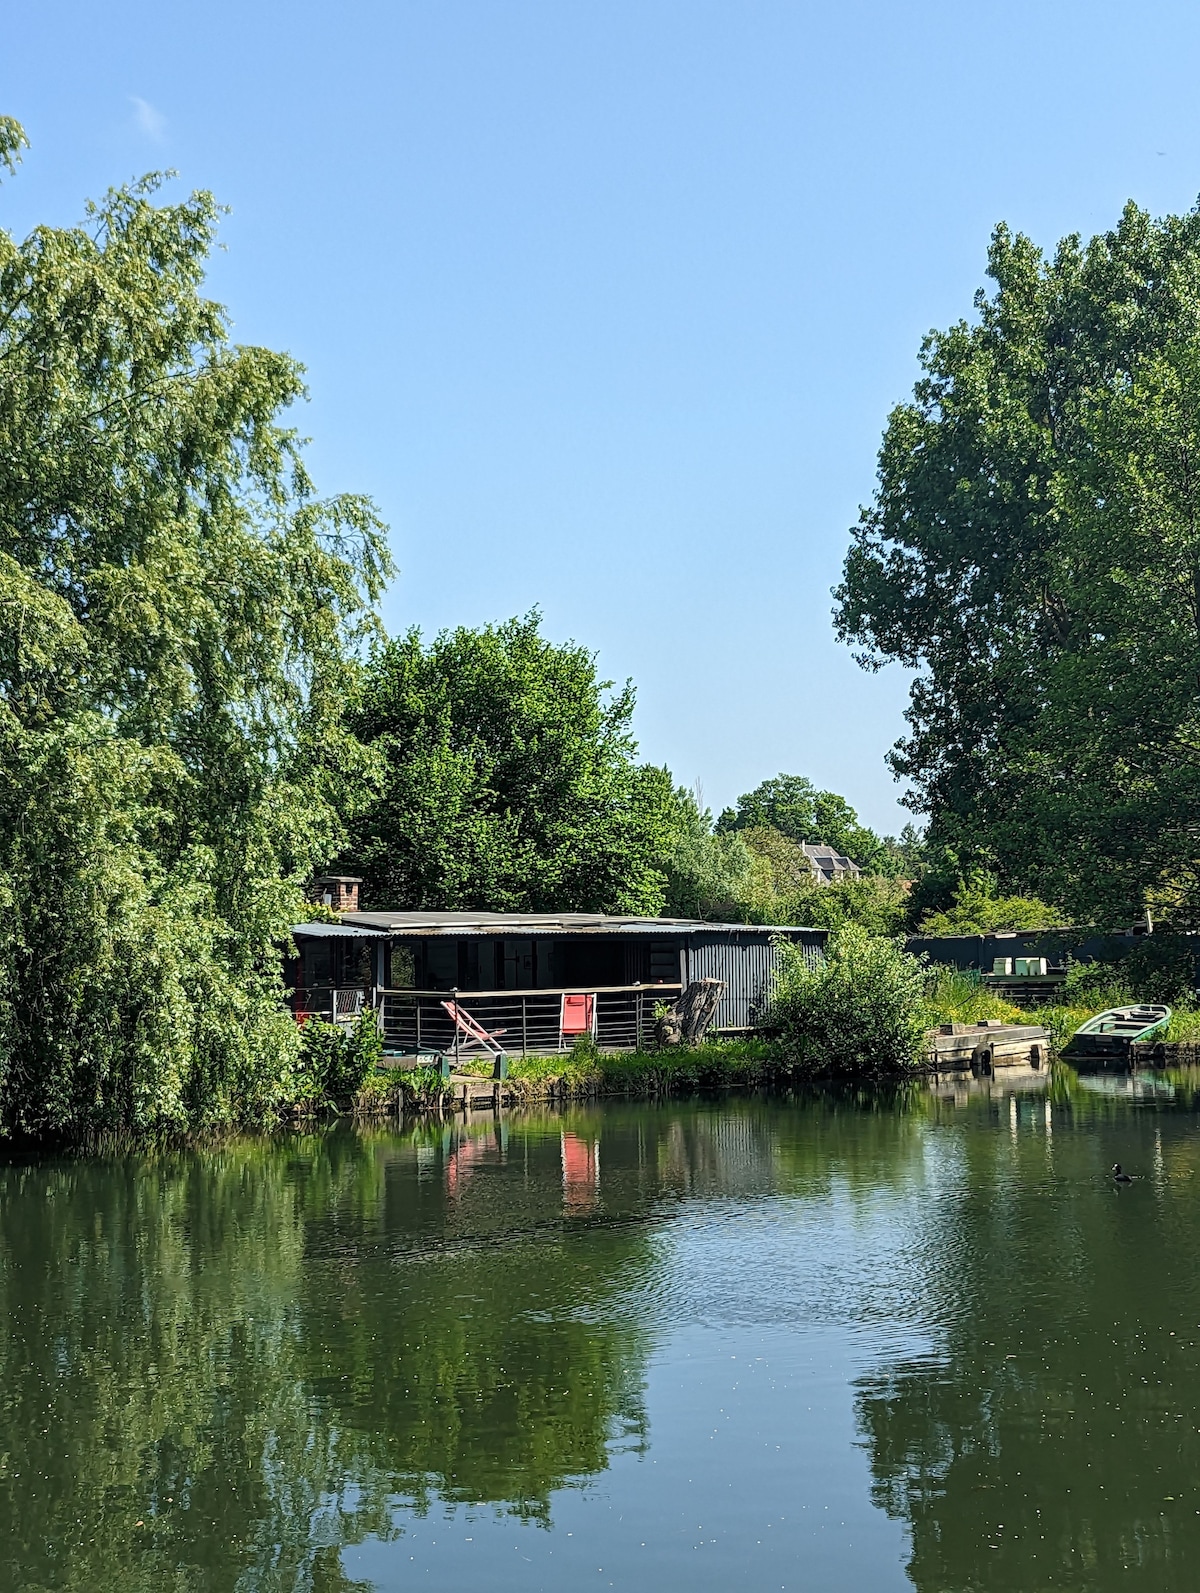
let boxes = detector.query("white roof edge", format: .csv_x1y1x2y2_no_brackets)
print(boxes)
326,912,824,936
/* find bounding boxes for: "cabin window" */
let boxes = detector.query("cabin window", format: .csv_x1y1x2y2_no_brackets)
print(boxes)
425,939,459,990
464,938,496,990
536,940,555,986
345,942,373,987
303,941,333,986
649,944,680,984
389,943,416,989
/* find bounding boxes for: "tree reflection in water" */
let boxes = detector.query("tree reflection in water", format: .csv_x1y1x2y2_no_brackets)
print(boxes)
0,1114,668,1592
855,1083,1200,1593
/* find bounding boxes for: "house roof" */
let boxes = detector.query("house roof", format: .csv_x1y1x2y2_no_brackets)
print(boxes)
315,910,822,938
291,921,389,939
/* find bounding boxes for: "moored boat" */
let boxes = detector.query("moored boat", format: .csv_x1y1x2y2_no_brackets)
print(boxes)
1061,1004,1171,1063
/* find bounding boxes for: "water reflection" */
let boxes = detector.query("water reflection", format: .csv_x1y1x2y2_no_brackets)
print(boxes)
855,1074,1200,1592
4,1080,1200,1590
0,1116,665,1590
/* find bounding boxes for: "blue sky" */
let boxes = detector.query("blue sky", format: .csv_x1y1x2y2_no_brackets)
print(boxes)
4,1,1200,834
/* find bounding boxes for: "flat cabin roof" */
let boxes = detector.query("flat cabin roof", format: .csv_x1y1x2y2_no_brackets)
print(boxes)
296,910,821,938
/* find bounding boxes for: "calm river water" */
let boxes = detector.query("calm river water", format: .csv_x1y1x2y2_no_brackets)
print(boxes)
2,1071,1200,1591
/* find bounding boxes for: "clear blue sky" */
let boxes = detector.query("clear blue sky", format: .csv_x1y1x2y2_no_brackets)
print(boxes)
5,1,1199,834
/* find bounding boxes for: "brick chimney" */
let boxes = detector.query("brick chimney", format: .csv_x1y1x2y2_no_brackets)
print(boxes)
314,875,362,913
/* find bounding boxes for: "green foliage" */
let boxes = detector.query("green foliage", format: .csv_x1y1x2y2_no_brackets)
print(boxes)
717,772,885,868
346,611,675,913
836,201,1200,924
296,1011,383,1104
0,120,390,1140
1063,936,1197,1007
769,926,929,1075
660,786,757,919
740,830,911,934
302,900,344,924
661,805,911,933
922,966,1022,1027
915,872,1063,935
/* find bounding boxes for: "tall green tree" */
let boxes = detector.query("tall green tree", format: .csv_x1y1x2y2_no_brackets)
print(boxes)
346,612,676,913
835,202,1200,925
660,786,757,920
716,772,885,867
0,119,390,1138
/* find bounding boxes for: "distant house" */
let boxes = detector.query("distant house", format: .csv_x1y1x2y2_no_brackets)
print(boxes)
802,844,861,885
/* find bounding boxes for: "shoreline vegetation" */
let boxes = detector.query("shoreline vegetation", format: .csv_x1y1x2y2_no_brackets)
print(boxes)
330,938,1200,1120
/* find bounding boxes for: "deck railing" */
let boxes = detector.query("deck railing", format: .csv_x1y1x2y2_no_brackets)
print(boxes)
292,984,680,1058
379,985,680,1058
291,986,366,1024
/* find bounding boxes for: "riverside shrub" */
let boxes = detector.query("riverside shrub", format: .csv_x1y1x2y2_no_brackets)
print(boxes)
296,1011,383,1104
770,925,928,1076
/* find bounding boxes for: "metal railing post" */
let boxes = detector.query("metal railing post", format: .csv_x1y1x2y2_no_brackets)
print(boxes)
452,987,460,1071
522,996,528,1056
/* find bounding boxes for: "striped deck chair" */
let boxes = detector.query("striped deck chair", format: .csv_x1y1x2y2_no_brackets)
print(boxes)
441,1000,508,1063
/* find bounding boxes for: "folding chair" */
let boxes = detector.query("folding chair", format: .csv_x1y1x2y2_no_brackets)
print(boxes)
441,1000,508,1075
560,992,596,1049
334,988,365,1024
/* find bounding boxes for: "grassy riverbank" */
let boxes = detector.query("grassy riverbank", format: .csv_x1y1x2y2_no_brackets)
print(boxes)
341,964,1200,1115
924,967,1200,1048
349,1038,782,1112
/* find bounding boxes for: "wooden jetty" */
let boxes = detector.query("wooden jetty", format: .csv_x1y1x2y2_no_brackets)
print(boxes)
1130,1039,1199,1067
927,1019,1050,1073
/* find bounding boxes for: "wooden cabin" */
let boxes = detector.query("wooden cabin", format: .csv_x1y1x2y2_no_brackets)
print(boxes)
287,909,825,1058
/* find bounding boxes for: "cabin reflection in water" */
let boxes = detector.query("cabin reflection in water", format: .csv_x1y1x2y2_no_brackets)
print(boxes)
286,910,824,1057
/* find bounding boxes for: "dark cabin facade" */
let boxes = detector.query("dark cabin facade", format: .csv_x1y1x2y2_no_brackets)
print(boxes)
288,911,825,1057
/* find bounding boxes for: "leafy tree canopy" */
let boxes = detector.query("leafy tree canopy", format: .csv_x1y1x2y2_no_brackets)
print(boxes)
836,201,1200,925
660,786,756,921
661,804,911,934
914,873,1063,936
346,612,676,913
716,773,886,867
0,120,390,1138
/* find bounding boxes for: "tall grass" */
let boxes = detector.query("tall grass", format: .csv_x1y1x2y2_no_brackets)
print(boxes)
921,968,1022,1027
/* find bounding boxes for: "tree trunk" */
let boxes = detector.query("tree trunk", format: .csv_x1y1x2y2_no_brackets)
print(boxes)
655,977,727,1046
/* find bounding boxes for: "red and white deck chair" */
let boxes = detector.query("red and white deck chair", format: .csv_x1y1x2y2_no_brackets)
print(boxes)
560,993,596,1049
440,1000,508,1064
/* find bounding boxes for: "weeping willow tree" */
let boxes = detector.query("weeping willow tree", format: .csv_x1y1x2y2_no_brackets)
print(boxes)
0,118,391,1138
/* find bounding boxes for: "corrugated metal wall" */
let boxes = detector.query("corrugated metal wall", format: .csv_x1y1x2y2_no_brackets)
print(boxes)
684,930,824,1030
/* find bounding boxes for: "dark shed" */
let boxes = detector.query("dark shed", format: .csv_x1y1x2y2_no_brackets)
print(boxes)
288,911,824,1055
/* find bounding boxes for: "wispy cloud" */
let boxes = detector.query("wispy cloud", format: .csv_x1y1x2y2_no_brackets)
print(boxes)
130,96,166,141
